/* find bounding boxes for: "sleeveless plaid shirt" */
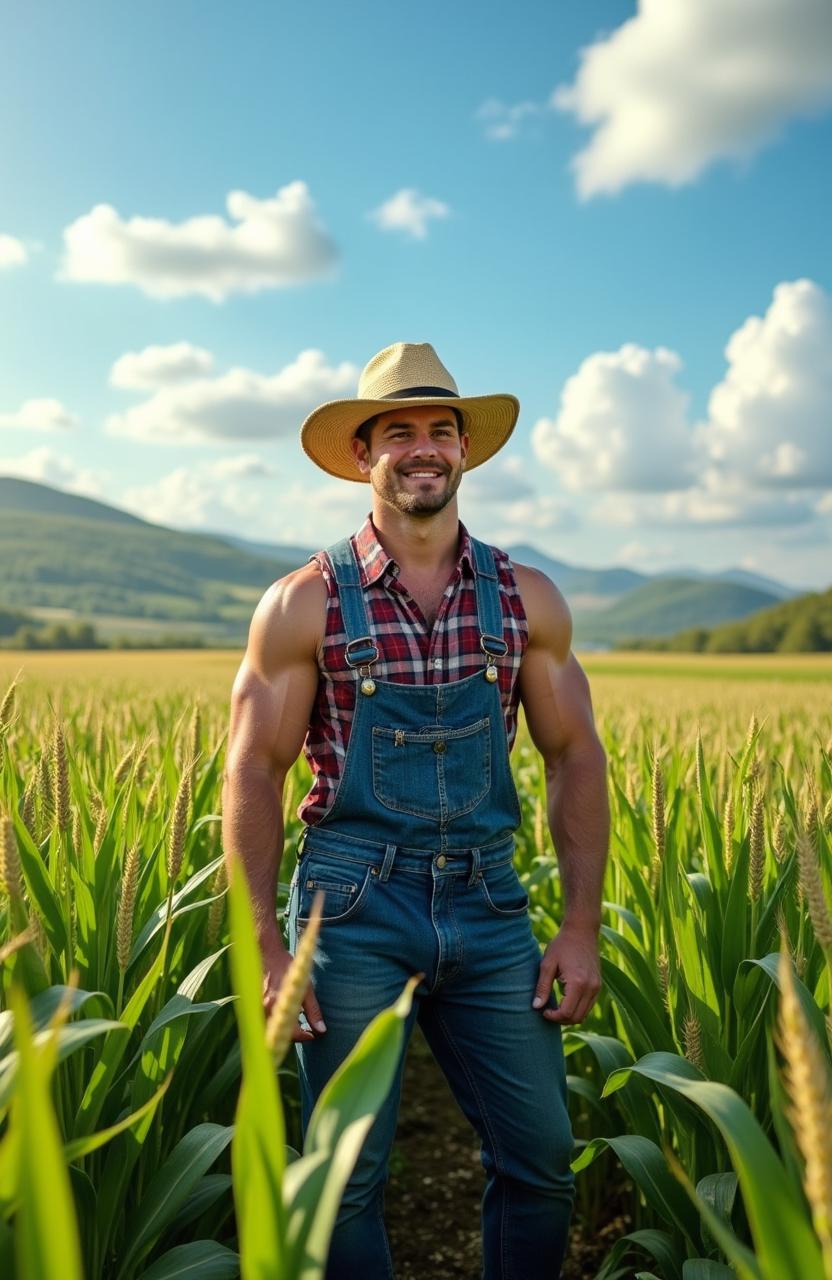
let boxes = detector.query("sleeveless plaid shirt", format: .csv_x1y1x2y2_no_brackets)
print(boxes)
298,515,528,825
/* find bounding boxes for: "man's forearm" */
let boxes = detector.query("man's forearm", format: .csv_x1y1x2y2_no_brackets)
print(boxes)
546,742,609,930
221,763,285,945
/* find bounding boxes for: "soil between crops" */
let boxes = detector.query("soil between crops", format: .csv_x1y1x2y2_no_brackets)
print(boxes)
386,1025,630,1278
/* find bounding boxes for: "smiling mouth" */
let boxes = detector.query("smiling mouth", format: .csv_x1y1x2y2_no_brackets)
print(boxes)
401,469,446,479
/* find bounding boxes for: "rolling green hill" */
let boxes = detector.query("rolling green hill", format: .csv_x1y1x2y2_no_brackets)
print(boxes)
629,586,832,652
0,478,302,640
0,477,807,649
574,577,780,645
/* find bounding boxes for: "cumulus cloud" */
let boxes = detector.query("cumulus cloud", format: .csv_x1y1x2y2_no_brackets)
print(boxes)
553,0,832,197
590,471,817,529
475,98,542,141
121,455,275,529
532,344,696,492
699,279,832,488
259,479,371,545
0,447,103,497
462,455,536,504
110,342,215,389
532,279,832,533
0,399,78,431
369,189,450,240
60,181,339,300
0,234,27,269
106,348,359,445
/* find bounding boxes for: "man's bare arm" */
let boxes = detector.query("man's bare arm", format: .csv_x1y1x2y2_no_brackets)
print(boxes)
222,563,326,1031
515,563,609,1023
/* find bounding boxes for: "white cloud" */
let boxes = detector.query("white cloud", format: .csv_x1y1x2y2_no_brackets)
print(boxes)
590,471,817,528
476,98,542,141
0,399,78,431
532,281,832,533
0,447,103,497
532,344,696,492
699,279,832,488
0,234,27,269
369,189,450,240
462,455,536,504
613,540,651,566
461,458,577,542
110,342,215,389
106,348,359,445
210,454,274,479
258,479,371,545
553,0,832,197
121,455,275,529
60,181,338,300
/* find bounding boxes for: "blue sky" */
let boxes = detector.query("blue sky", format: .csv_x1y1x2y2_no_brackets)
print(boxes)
2,0,831,588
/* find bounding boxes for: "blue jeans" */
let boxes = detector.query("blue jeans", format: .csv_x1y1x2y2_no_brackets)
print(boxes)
288,828,576,1279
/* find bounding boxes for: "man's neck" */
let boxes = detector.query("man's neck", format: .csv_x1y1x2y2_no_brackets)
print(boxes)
369,500,461,577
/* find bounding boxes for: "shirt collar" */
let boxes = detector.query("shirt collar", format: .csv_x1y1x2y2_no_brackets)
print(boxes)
352,515,475,588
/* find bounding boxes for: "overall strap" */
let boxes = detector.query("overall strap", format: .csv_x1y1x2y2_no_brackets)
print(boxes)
322,539,379,667
470,537,509,658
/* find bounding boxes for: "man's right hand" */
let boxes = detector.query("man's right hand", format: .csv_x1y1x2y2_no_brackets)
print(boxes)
260,934,327,1042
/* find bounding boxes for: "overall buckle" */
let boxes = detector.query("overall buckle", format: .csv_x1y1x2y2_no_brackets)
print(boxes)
344,637,379,668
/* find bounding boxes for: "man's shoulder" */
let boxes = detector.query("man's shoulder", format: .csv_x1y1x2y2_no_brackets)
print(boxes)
509,560,572,657
248,562,328,668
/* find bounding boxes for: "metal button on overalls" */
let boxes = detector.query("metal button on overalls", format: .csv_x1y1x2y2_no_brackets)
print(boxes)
433,740,446,754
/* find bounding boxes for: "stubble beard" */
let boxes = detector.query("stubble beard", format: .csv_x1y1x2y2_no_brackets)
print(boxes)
375,462,463,518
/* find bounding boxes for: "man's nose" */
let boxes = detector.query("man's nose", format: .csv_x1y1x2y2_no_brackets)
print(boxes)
410,432,437,455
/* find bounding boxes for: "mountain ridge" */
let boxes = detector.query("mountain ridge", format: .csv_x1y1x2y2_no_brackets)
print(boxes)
0,477,809,645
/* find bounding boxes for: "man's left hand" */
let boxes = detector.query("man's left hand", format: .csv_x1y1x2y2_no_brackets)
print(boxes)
532,922,602,1025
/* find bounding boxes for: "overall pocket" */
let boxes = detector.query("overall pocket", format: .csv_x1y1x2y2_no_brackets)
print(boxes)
372,717,491,820
297,854,375,924
477,859,529,916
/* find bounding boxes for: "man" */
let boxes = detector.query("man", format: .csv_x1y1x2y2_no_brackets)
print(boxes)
222,342,609,1279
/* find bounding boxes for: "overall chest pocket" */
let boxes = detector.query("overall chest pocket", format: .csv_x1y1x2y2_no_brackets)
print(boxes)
372,718,491,821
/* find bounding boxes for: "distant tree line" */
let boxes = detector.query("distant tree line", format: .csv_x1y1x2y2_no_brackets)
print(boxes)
0,609,208,650
618,587,832,653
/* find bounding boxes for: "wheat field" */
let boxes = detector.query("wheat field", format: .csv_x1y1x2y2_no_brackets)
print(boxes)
0,649,830,1279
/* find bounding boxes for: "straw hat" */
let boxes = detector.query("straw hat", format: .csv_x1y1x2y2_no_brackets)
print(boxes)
300,342,519,482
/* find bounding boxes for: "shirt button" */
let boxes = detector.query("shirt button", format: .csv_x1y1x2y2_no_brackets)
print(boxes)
433,658,442,668
433,740,446,754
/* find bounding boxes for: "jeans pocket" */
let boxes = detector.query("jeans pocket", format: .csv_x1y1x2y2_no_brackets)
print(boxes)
477,860,529,916
297,857,374,923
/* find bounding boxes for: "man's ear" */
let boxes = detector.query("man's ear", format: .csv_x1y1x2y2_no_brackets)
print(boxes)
351,435,371,476
460,432,470,467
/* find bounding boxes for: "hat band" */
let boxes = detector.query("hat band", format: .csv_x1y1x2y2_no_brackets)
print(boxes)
379,385,459,399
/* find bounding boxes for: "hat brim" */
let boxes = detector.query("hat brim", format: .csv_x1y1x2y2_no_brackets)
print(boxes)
300,393,520,482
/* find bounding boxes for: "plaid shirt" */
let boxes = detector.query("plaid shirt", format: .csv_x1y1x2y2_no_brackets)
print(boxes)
299,515,529,825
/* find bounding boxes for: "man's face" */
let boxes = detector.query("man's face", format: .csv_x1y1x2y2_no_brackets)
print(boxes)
351,405,469,518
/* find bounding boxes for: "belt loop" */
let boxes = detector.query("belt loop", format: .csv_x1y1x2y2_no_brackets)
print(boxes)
380,843,397,883
468,847,481,887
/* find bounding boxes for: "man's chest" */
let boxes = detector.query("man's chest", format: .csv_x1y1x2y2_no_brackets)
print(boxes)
393,571,456,634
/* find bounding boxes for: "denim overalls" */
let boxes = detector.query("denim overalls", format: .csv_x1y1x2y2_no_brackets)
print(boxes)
287,535,575,1280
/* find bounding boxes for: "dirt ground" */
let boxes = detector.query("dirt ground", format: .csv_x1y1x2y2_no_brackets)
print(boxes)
386,1026,631,1279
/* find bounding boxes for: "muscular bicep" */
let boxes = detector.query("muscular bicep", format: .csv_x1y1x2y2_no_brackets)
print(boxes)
225,567,324,781
515,564,602,765
519,646,599,763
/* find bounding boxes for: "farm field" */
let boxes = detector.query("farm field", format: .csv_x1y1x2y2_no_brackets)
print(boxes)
0,649,830,1279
